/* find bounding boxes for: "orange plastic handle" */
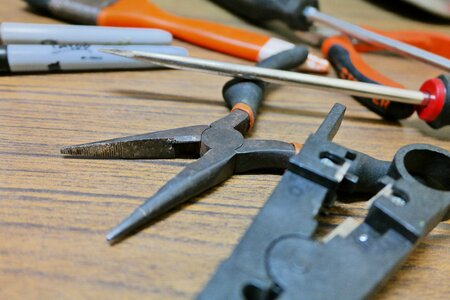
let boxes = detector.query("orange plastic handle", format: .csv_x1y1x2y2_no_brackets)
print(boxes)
98,0,270,61
354,27,450,60
322,35,416,120
322,36,403,88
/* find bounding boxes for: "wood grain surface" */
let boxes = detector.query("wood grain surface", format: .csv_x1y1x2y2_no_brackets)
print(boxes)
1,0,449,299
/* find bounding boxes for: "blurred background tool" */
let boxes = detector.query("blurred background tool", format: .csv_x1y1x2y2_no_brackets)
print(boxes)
292,26,450,61
0,45,187,73
209,0,450,71
23,0,328,73
352,28,450,60
402,0,450,19
102,50,450,129
0,22,172,45
61,46,309,243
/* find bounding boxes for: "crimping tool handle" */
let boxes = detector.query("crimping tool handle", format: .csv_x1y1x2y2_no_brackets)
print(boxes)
210,0,318,31
322,35,416,120
224,45,309,129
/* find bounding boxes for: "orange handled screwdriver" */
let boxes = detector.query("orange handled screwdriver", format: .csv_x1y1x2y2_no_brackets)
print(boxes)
24,0,328,72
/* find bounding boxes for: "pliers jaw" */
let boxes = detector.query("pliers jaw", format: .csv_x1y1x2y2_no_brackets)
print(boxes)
60,125,208,159
61,109,298,243
106,147,238,243
60,110,251,159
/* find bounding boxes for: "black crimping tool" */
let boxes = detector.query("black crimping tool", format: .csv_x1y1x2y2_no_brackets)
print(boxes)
199,103,450,300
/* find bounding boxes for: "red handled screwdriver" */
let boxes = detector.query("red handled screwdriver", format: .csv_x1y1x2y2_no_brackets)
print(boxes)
321,35,450,126
102,49,450,129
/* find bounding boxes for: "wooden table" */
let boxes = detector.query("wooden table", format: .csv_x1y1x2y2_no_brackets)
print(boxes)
1,0,449,299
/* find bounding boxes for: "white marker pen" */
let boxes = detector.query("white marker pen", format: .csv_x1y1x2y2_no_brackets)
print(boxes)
0,45,188,73
0,22,172,45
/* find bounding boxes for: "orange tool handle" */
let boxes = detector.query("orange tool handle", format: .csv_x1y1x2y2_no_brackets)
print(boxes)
322,36,415,120
98,0,275,61
354,28,450,60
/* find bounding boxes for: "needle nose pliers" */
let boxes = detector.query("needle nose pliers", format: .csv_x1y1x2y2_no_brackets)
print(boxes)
61,46,308,243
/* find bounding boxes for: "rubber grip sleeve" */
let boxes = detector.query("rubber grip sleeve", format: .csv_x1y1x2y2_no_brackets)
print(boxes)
322,36,415,120
224,45,309,129
209,0,318,31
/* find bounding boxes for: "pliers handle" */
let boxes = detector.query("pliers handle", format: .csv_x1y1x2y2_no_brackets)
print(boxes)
321,29,450,120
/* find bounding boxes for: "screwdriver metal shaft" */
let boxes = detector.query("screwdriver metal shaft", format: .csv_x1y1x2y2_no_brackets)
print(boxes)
303,7,450,72
101,49,428,105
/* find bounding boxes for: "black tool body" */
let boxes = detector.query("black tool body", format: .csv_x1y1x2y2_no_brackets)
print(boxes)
198,104,450,299
210,0,317,30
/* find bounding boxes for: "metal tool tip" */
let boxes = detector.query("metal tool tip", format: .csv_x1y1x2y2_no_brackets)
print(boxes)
60,146,73,155
106,228,123,244
99,48,134,57
60,141,113,157
106,208,148,244
60,145,89,156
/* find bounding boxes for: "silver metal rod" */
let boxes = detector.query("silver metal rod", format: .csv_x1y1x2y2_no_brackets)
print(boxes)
303,7,450,72
101,49,427,105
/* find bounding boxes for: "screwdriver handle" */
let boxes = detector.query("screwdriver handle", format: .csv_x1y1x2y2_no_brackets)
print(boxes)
322,36,416,120
418,74,450,129
209,0,318,31
224,45,309,129
99,0,293,62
